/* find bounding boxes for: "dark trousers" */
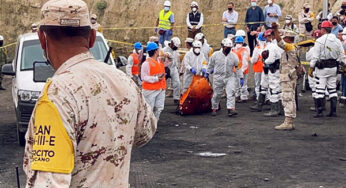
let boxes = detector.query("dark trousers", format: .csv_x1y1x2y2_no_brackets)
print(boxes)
188,29,201,39
247,31,257,57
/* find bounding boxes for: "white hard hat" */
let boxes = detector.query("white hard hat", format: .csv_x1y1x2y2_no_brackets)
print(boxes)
171,37,181,47
342,27,346,35
235,30,246,37
192,40,203,48
164,0,171,7
0,35,3,41
191,1,198,7
195,33,204,40
185,37,194,43
222,38,233,47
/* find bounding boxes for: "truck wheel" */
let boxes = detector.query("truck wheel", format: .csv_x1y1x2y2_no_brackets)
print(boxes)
17,125,26,147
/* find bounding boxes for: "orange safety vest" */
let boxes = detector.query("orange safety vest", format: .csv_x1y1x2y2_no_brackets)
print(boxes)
130,53,140,75
142,58,167,90
252,45,265,73
233,47,249,74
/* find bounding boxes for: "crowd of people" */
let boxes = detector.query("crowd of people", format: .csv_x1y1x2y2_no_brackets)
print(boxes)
125,0,346,131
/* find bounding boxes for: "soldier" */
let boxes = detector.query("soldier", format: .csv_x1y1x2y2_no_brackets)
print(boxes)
91,14,102,32
207,38,240,117
0,35,7,90
272,22,299,130
310,21,345,117
163,37,181,104
23,0,157,187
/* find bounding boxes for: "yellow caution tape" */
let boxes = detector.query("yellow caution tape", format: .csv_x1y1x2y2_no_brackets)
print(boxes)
301,61,310,65
0,42,16,50
108,39,133,46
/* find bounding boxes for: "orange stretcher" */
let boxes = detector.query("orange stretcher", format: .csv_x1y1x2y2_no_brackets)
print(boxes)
178,75,213,115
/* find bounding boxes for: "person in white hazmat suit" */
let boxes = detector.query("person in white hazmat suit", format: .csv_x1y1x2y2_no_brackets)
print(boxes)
310,21,346,117
182,40,208,93
163,37,182,104
262,30,284,117
195,33,213,63
207,38,240,117
251,32,267,100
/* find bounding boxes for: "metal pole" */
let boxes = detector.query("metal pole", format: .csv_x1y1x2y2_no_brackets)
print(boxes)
322,0,328,20
16,166,20,188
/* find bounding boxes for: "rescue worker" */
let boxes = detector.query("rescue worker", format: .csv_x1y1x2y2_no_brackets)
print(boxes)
208,38,240,117
262,29,284,117
156,0,175,47
91,14,102,32
23,0,157,187
233,36,250,102
186,1,204,38
195,33,213,63
182,40,207,93
298,3,314,38
126,42,143,86
163,37,181,104
272,22,300,130
311,21,346,117
185,37,194,50
31,23,38,32
251,32,266,101
141,42,167,119
0,35,6,90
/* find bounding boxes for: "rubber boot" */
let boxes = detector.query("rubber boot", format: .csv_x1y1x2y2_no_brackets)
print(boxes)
278,100,285,116
251,93,265,112
275,117,295,130
327,97,337,117
264,102,279,117
310,98,316,111
314,98,324,118
227,109,233,117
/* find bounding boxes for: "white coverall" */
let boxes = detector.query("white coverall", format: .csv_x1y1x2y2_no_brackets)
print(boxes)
311,33,345,99
264,42,284,103
141,60,166,119
234,45,250,100
182,50,207,93
306,46,317,98
163,46,181,101
251,41,266,99
207,50,240,110
201,40,212,63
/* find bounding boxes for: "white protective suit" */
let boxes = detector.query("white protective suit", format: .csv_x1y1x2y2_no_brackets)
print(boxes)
306,46,317,98
234,44,250,100
207,50,240,110
251,41,266,98
311,33,345,99
264,41,284,103
182,50,208,93
201,40,212,63
163,46,181,100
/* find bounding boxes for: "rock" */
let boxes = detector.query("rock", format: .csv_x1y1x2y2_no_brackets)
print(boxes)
264,178,270,181
339,157,346,161
175,124,179,127
189,126,198,129
312,133,318,137
233,150,242,154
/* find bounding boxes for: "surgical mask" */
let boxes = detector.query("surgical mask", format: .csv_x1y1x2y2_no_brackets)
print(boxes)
342,35,346,41
332,21,338,26
235,44,242,49
251,2,256,6
192,7,197,12
258,41,265,48
193,48,201,54
228,7,233,11
268,0,272,4
285,20,291,24
223,47,231,55
164,7,170,11
91,19,96,24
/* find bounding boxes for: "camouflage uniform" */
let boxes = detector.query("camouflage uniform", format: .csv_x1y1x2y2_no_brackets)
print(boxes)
276,31,299,130
23,1,157,187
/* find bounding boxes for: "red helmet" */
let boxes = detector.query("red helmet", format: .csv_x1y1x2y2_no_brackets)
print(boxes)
313,30,322,38
264,29,273,37
321,21,332,28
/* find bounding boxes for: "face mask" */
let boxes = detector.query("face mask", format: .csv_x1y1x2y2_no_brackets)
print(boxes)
91,20,96,24
332,22,338,26
342,35,346,41
193,48,201,55
164,7,170,11
192,7,197,12
223,47,231,55
268,0,272,4
285,20,291,24
228,7,233,11
251,2,256,6
235,44,242,49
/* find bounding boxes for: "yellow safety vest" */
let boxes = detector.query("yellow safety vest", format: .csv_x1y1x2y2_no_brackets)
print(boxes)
158,9,173,30
31,80,74,174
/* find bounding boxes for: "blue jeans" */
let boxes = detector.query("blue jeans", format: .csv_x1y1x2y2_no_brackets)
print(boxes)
224,27,236,38
159,30,172,47
342,75,346,96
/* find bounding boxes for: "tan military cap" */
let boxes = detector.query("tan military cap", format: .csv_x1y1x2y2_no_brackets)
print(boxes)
40,0,91,28
149,36,159,42
283,30,296,37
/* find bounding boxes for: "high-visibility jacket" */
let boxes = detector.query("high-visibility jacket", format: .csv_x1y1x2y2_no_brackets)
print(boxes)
158,10,173,30
233,47,249,74
252,45,264,73
130,53,140,75
142,58,167,90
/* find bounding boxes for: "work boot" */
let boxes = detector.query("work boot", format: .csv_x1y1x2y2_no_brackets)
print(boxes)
263,102,279,117
310,98,317,111
314,98,324,118
228,109,238,117
251,93,265,112
278,100,284,116
327,97,337,117
227,109,233,117
211,109,217,116
275,117,295,130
